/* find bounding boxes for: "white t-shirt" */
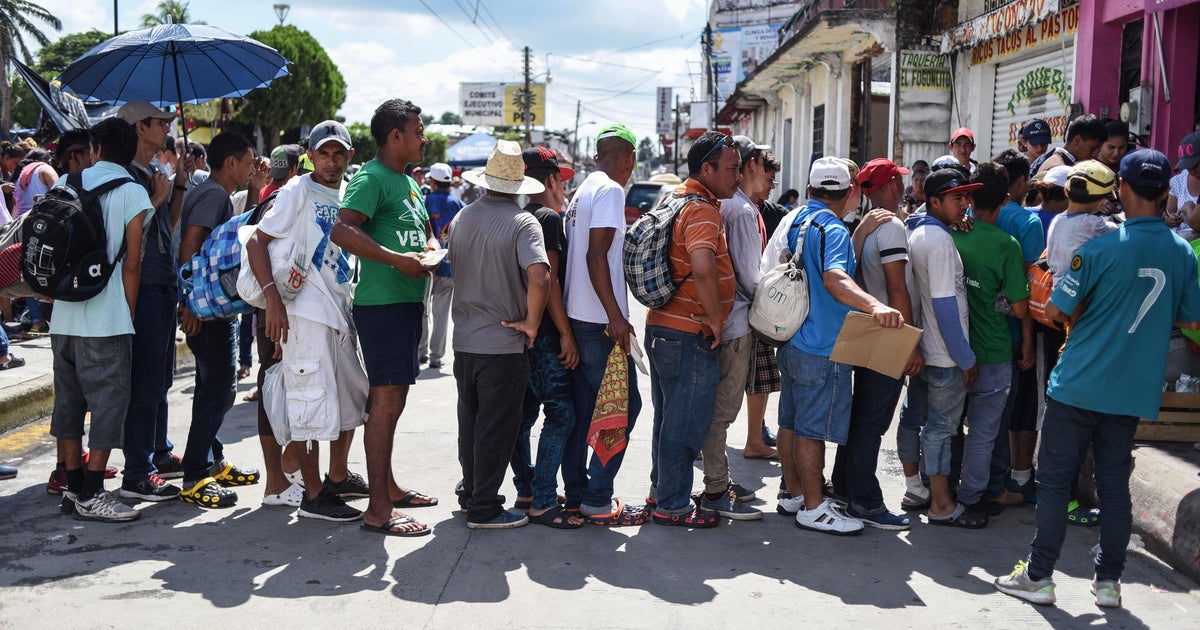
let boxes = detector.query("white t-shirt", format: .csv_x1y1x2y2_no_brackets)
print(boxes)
563,171,628,323
1171,171,1198,240
1046,212,1118,289
907,218,969,368
257,174,352,332
857,217,909,305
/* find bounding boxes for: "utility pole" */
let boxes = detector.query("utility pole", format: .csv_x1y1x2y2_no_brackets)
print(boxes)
522,46,533,144
573,99,581,169
674,94,681,175
704,23,715,129
114,0,119,36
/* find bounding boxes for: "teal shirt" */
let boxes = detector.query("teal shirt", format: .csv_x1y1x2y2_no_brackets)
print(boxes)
49,162,153,338
1048,217,1200,419
951,221,1029,364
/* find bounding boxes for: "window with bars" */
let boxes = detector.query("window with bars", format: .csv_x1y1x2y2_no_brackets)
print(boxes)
812,104,825,157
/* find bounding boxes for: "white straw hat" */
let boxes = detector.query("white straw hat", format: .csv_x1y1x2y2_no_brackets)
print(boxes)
461,140,545,195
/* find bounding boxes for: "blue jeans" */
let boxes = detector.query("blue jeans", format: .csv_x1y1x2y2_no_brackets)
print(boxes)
920,365,967,477
832,367,905,515
237,312,254,367
646,325,720,515
562,319,641,510
1028,398,1138,582
897,373,927,466
182,318,236,483
122,285,178,479
510,334,576,511
0,320,8,356
958,362,1012,505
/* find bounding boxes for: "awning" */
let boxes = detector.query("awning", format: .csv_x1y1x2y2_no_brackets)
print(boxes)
445,132,497,168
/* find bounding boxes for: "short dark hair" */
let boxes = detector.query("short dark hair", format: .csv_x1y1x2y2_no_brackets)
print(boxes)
17,148,52,175
970,162,1009,210
1125,180,1169,203
188,141,206,158
1066,180,1107,204
54,129,91,167
778,189,799,204
994,149,1030,185
370,99,422,145
1034,180,1067,202
596,136,633,159
761,151,781,172
1105,118,1129,140
0,141,27,160
206,132,253,172
687,131,729,175
912,159,929,170
1066,114,1108,144
810,186,849,201
89,118,138,167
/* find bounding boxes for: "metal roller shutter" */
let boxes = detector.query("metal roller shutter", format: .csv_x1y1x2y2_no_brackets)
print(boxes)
991,42,1075,155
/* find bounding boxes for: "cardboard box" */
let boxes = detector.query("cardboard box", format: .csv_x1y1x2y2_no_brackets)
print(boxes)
830,312,923,379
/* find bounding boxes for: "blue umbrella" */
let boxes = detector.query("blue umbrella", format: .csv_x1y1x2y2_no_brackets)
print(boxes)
56,24,289,139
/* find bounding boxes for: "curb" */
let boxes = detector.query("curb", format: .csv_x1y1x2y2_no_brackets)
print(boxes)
1129,443,1200,584
0,340,195,438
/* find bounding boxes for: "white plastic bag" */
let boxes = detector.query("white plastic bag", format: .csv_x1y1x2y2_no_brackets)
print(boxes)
236,211,318,309
262,362,291,446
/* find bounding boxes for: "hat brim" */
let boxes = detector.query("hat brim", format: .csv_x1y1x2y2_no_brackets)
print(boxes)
936,182,984,197
558,166,576,181
462,169,546,195
1176,155,1200,171
313,137,352,151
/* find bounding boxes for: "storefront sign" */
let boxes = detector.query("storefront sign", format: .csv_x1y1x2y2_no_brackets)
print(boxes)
656,87,673,136
897,50,953,142
942,0,1060,54
713,24,782,104
969,1,1079,66
1146,0,1197,11
460,82,546,127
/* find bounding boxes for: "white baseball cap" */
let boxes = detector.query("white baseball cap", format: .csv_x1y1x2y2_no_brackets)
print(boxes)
809,157,851,190
428,163,453,183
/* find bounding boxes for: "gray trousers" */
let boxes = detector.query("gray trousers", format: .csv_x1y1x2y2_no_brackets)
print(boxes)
419,275,454,362
50,334,133,450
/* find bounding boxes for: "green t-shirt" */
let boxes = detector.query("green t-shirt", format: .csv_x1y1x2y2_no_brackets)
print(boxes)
951,221,1030,364
342,160,430,305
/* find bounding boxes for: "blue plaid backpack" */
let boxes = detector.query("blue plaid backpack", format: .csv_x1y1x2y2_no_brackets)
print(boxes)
180,211,255,320
623,193,703,309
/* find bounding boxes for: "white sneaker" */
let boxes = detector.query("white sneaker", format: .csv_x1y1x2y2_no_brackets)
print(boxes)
1092,579,1121,608
74,490,140,523
776,494,804,515
794,498,863,535
263,482,304,507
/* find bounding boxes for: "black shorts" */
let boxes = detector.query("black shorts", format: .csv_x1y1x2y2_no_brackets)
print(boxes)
353,302,424,387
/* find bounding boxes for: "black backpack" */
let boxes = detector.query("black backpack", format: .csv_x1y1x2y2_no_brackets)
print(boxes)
21,172,133,302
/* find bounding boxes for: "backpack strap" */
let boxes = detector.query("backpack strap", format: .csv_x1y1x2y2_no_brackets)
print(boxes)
787,207,832,270
247,189,282,225
74,174,135,266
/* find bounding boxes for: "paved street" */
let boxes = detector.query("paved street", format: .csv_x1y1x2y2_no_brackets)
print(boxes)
1,305,1198,628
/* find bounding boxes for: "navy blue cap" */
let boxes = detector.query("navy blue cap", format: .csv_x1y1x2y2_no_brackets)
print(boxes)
1020,119,1052,145
1120,149,1172,189
1176,131,1200,171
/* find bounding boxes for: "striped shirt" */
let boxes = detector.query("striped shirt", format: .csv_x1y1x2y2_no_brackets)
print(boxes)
646,179,736,335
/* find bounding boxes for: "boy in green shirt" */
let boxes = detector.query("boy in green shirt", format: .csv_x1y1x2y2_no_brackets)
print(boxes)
951,162,1030,515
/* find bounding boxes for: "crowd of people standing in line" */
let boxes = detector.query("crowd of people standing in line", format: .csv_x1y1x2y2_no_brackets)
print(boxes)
3,96,1200,613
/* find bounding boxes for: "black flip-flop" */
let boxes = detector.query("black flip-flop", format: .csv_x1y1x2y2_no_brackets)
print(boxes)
360,515,431,537
928,503,988,529
392,490,439,508
528,505,584,529
0,355,26,371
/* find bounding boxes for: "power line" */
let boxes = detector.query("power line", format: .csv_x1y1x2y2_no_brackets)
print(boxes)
417,0,511,72
477,2,516,44
551,53,692,78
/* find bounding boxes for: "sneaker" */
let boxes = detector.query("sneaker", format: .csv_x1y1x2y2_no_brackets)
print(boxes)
74,491,140,523
847,506,911,531
298,488,363,522
324,472,369,499
429,359,444,369
59,491,77,514
965,499,1004,517
118,474,180,502
179,477,238,508
153,454,184,480
794,498,863,536
776,493,804,515
46,466,67,495
262,483,304,507
211,461,260,487
761,425,777,447
1091,579,1122,608
994,560,1056,605
729,482,756,502
701,489,763,521
82,451,118,479
467,509,529,529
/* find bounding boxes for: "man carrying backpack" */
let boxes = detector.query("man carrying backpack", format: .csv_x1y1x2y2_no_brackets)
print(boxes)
644,131,741,528
47,117,153,521
177,132,260,508
763,157,904,536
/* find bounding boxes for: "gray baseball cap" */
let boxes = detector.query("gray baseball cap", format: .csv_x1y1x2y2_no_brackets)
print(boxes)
309,120,352,150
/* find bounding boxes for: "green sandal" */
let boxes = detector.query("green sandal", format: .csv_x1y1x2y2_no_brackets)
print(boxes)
1066,500,1100,527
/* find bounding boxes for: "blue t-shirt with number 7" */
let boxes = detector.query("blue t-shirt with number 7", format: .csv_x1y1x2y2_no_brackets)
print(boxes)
1047,217,1200,419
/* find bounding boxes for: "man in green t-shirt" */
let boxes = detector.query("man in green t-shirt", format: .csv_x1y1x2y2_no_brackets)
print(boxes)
951,162,1030,516
331,99,439,536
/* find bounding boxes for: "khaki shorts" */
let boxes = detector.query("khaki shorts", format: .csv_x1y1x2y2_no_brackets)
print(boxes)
280,315,368,442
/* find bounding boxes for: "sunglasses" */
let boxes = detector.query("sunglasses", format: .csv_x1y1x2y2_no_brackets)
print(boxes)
698,135,735,165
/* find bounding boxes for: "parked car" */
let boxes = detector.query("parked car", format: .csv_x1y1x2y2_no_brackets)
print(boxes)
624,174,681,225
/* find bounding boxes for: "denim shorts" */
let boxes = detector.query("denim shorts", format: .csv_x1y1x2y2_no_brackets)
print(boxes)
353,302,423,386
778,344,853,444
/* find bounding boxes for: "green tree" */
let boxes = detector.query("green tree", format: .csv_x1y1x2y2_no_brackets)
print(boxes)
235,25,345,150
9,73,36,128
34,29,109,74
347,121,376,165
421,132,447,168
637,137,655,163
438,111,461,125
141,1,203,27
420,113,433,125
0,0,62,130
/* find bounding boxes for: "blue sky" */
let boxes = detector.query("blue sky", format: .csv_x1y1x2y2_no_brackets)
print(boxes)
33,0,708,143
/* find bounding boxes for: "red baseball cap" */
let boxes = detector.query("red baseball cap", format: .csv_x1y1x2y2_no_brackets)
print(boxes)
951,127,975,143
857,158,910,191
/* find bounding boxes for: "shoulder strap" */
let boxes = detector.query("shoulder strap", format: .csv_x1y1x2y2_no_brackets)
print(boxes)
82,175,135,199
248,189,282,225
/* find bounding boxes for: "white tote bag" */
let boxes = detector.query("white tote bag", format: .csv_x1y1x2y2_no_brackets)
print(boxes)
236,193,319,309
749,214,826,344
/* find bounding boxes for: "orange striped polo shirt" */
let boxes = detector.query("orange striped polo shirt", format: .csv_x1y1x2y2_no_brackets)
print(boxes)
646,179,736,336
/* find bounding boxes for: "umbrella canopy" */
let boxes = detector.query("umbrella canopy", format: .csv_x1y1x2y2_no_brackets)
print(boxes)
446,132,498,168
56,24,289,108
